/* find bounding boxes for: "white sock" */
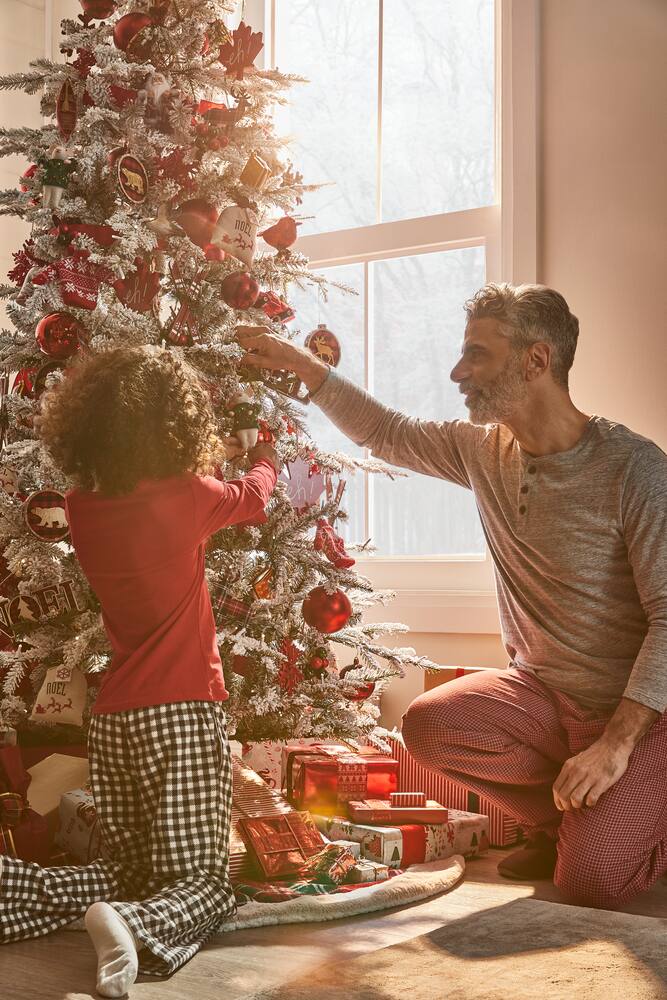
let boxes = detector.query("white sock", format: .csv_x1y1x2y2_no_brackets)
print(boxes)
85,901,139,998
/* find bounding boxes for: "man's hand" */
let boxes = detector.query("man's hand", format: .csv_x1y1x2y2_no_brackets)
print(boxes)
248,441,281,474
222,435,245,461
235,325,329,394
552,738,631,811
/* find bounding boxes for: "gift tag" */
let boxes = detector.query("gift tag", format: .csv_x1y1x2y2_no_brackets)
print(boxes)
30,664,87,726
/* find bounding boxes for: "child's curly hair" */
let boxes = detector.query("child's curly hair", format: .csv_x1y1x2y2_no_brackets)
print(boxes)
38,346,223,496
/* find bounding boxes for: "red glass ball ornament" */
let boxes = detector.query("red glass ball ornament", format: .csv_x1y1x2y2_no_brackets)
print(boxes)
301,586,352,634
113,12,153,52
174,198,218,248
339,660,376,702
221,270,259,310
35,312,83,359
80,0,116,17
19,164,37,192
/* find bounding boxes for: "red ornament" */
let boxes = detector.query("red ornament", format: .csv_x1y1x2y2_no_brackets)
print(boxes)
117,153,148,204
11,367,37,398
113,257,160,313
175,198,218,248
203,243,225,262
219,21,264,80
302,586,352,634
305,324,341,367
278,639,303,694
221,270,259,310
314,518,355,569
23,489,70,542
113,12,153,54
260,217,299,251
339,659,376,702
35,312,83,359
256,291,295,323
80,0,116,17
19,164,38,193
231,654,253,677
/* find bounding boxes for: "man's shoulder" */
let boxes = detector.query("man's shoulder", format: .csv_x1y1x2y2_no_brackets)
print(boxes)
591,416,665,459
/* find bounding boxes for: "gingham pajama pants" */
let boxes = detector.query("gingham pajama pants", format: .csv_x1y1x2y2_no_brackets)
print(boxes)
0,701,236,976
401,667,667,908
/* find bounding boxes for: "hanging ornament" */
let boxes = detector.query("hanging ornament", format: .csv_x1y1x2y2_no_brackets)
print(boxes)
38,145,77,211
29,664,87,726
314,518,355,569
31,250,113,311
256,291,295,324
260,217,299,252
174,198,218,248
56,78,78,140
32,361,67,399
252,566,274,600
305,324,341,367
113,257,160,313
112,12,154,59
79,0,117,18
219,21,264,80
145,203,184,240
239,152,272,192
339,659,376,702
257,419,275,444
304,645,330,678
229,391,260,450
221,270,259,310
116,153,148,204
231,654,253,677
211,204,257,267
278,639,303,694
11,368,36,398
19,163,38,194
23,490,70,542
203,243,225,262
35,312,83,359
302,586,352,634
279,457,325,513
212,591,252,631
50,217,116,248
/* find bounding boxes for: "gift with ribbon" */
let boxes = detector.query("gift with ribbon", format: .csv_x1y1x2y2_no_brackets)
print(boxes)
237,810,324,880
283,742,399,818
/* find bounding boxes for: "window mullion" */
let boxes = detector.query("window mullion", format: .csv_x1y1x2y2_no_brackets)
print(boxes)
364,260,374,544
376,0,384,226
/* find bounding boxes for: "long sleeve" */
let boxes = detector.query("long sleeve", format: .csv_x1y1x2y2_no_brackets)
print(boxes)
310,370,483,489
193,459,278,541
621,442,667,712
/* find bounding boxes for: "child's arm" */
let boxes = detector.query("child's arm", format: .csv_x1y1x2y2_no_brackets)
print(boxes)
193,456,279,540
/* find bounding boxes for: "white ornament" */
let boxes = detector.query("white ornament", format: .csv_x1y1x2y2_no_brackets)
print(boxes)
211,205,257,267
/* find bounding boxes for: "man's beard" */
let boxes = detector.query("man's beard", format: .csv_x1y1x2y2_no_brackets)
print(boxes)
463,352,528,426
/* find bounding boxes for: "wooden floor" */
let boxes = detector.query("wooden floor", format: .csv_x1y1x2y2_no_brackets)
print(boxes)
3,851,666,1000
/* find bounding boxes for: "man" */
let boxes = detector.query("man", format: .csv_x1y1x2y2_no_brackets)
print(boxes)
237,283,667,907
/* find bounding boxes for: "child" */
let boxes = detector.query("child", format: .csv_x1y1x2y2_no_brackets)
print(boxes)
0,346,279,996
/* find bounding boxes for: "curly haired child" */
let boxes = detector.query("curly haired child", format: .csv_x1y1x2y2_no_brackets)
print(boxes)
0,345,279,996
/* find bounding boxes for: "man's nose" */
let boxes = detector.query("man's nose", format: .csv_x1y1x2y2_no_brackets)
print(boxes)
450,359,466,383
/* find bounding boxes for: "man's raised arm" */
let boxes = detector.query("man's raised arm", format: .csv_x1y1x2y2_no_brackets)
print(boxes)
236,326,476,488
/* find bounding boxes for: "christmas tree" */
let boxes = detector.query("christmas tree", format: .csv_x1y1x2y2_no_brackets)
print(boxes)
0,0,440,747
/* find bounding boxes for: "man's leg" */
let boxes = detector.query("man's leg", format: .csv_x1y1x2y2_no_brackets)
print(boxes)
401,667,570,837
554,704,667,907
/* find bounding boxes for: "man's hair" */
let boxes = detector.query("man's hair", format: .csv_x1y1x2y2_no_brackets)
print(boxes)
38,346,222,495
464,283,579,388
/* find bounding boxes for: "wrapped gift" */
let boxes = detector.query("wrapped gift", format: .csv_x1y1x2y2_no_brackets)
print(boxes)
383,732,522,848
296,843,357,886
312,809,489,868
230,755,296,882
241,738,320,790
0,745,31,798
237,811,324,880
3,807,51,864
283,743,398,817
27,753,90,835
347,799,449,824
390,791,426,807
345,860,390,884
325,837,362,860
55,783,101,863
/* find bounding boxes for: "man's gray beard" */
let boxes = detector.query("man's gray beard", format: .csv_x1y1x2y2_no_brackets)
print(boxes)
466,354,528,426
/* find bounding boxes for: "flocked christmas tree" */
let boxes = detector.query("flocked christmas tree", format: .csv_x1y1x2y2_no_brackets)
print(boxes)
0,0,441,748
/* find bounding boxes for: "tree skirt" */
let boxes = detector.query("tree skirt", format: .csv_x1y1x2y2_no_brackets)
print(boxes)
215,856,465,932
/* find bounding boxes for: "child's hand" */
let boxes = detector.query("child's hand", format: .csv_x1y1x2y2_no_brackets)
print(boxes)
222,435,246,461
248,442,281,474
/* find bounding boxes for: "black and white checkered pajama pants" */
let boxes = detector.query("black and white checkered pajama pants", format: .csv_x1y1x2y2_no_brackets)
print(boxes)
0,701,237,975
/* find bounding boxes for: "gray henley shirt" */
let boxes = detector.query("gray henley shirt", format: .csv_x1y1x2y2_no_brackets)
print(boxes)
310,370,667,715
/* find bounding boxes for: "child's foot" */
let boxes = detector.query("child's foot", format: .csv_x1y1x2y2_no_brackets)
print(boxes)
85,901,139,998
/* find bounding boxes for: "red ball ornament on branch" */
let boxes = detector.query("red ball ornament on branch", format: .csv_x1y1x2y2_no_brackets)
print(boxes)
80,0,116,19
339,659,376,702
35,312,83,359
113,12,153,55
174,198,218,248
302,586,352,634
221,270,259,310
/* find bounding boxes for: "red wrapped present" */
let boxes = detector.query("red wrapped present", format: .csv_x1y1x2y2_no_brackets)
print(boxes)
7,807,52,863
229,755,296,883
0,745,31,798
237,810,324,880
296,842,357,886
284,743,398,817
390,791,426,807
347,798,449,824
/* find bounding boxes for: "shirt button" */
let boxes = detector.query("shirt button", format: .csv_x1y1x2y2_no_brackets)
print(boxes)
528,465,537,474
520,485,529,494
519,505,527,514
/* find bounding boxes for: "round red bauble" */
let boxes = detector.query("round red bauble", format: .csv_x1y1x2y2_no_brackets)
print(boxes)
175,198,218,248
113,12,153,52
80,0,116,17
35,313,83,359
231,655,253,677
302,586,352,634
221,270,259,310
339,660,376,702
203,243,225,262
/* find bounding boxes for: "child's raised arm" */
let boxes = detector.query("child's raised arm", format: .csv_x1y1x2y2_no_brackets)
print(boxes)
193,449,279,540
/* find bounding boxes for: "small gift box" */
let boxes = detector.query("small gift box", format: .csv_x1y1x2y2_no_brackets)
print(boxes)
296,843,357,886
345,860,390,884
283,743,398,817
27,753,90,835
237,810,324,880
326,838,362,859
390,791,426,807
347,799,449,824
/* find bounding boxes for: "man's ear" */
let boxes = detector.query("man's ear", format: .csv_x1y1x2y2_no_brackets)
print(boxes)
526,342,551,381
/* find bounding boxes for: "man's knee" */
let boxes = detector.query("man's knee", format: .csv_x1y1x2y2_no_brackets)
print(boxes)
401,689,463,769
554,851,637,908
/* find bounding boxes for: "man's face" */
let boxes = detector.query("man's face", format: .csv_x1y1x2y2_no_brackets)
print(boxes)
450,318,528,425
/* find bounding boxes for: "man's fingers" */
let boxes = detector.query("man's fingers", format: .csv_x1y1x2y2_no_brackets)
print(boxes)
238,352,264,367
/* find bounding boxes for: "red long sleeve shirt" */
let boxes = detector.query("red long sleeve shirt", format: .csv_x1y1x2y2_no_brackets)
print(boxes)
64,459,277,715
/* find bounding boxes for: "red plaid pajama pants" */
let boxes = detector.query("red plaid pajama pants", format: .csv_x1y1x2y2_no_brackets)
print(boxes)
401,667,667,908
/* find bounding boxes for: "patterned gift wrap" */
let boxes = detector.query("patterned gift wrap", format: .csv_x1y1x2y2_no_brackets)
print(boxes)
283,743,398,817
347,798,449,824
345,860,390,884
312,809,489,868
241,738,321,790
390,791,426,807
384,732,522,848
55,784,101,863
296,843,357,886
230,755,297,882
324,837,362,859
238,811,324,880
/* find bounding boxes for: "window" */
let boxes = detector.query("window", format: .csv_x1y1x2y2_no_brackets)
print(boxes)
244,0,536,623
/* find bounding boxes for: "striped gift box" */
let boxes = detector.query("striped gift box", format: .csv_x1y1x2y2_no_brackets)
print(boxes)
383,734,522,848
389,791,426,807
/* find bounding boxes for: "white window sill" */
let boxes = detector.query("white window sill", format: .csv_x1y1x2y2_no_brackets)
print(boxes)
362,588,501,635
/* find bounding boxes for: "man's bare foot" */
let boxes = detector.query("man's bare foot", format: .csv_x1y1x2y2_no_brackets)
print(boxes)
85,901,139,997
